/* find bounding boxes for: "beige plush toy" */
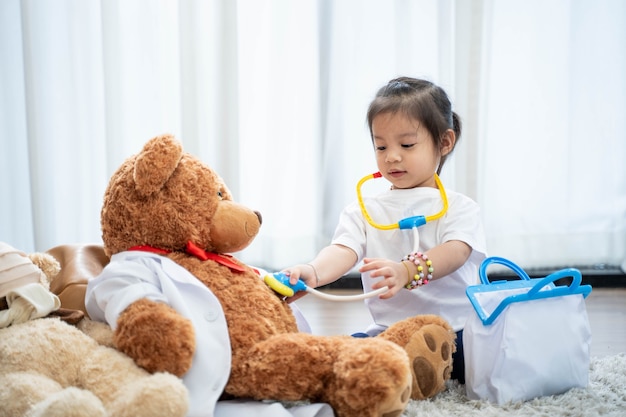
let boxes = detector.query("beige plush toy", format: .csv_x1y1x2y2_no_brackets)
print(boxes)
86,134,456,417
0,242,188,417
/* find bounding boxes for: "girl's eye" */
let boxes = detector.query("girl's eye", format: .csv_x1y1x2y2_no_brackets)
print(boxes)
375,146,386,151
401,143,416,149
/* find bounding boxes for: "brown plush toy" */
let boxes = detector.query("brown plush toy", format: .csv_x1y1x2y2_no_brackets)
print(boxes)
85,134,456,417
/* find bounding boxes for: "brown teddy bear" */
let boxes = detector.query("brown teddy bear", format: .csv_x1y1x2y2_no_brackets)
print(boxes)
85,134,456,417
0,242,189,417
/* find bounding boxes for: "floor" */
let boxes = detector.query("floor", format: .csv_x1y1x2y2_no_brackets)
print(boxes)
294,287,626,358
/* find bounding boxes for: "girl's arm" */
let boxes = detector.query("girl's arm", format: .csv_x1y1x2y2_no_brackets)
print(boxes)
360,240,471,299
421,240,472,279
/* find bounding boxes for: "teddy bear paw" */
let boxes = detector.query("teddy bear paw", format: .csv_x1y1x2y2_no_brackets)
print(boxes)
374,373,412,417
405,323,454,400
335,368,411,417
331,339,412,417
27,387,107,417
109,372,188,417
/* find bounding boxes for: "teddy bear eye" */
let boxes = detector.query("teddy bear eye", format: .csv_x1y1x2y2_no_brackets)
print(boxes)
217,191,223,199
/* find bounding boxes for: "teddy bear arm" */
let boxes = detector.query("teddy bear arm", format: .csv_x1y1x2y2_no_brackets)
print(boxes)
1,372,107,417
114,298,195,377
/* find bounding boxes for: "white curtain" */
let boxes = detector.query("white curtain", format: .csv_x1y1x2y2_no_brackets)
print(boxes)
1,0,624,273
477,0,626,269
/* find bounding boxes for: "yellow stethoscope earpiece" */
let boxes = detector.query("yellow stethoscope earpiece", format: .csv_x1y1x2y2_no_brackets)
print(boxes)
356,172,449,230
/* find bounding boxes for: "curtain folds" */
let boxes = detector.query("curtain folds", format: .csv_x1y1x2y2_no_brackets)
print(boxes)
477,0,626,268
1,0,624,272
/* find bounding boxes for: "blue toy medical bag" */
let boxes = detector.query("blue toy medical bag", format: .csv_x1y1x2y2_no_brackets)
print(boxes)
464,256,592,404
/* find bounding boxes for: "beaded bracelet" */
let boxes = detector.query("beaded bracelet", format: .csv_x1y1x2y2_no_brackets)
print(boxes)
401,251,433,290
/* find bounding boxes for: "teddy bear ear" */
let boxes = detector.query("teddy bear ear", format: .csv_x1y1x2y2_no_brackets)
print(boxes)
27,252,61,289
133,134,183,197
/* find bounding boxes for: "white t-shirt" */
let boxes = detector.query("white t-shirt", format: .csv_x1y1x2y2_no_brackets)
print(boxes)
332,186,487,332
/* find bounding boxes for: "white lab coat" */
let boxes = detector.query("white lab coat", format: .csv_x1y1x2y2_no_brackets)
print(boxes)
85,251,328,417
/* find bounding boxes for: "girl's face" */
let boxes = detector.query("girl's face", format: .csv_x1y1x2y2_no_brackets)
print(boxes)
372,111,452,189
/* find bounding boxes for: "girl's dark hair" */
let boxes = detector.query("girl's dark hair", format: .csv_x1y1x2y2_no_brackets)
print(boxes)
366,77,461,174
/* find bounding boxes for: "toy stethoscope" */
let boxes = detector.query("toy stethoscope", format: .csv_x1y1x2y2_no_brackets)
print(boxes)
264,171,449,301
264,272,387,301
356,171,449,230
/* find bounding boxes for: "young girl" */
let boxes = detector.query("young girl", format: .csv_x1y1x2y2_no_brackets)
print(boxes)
284,77,487,383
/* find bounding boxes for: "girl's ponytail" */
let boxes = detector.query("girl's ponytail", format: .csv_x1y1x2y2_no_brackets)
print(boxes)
452,111,462,142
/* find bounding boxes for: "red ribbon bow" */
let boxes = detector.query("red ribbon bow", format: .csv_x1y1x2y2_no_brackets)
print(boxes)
128,241,246,273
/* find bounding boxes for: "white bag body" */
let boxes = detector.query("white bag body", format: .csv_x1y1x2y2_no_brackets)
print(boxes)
464,257,592,404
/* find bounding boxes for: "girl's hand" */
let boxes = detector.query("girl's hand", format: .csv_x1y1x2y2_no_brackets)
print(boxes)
280,265,316,303
359,258,408,299
282,264,317,288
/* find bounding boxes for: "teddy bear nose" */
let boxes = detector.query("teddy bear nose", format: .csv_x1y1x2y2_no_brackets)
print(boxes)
254,211,262,225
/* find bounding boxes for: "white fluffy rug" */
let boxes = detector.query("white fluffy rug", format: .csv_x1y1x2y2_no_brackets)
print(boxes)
402,353,626,417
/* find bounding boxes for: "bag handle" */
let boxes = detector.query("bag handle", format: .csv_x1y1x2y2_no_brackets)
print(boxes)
526,267,590,299
474,257,592,325
479,256,531,284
